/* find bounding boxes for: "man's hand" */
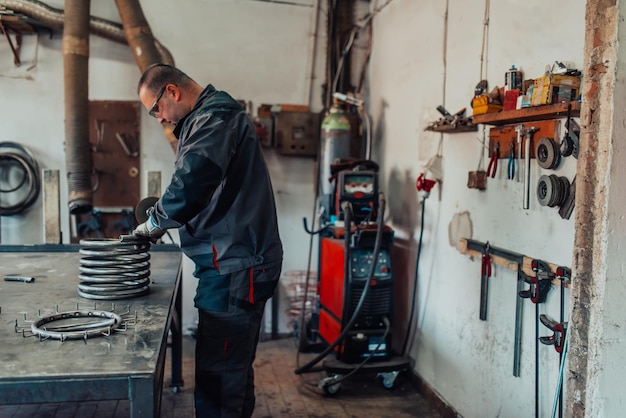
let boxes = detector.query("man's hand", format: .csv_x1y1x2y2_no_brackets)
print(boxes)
133,216,166,242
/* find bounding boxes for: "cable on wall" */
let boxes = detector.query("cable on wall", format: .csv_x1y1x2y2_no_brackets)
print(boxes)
0,142,40,216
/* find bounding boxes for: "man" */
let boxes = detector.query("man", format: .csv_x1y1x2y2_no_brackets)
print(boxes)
133,64,283,418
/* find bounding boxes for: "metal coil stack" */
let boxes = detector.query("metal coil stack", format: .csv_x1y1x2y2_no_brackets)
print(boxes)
78,237,151,300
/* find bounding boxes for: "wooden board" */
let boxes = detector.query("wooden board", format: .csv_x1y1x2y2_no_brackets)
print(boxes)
488,119,559,159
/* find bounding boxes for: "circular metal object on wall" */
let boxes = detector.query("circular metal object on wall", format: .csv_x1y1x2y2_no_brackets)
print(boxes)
536,137,560,170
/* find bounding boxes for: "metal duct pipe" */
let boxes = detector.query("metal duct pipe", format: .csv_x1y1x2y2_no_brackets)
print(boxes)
0,0,174,64
63,0,91,214
114,0,162,73
114,0,178,152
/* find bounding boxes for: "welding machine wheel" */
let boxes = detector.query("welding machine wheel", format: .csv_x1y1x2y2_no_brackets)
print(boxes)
377,370,400,390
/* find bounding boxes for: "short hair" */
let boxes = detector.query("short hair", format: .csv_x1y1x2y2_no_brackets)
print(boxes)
137,63,194,94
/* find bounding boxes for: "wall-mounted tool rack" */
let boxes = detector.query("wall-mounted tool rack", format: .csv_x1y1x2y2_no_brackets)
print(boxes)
458,237,570,288
487,119,559,160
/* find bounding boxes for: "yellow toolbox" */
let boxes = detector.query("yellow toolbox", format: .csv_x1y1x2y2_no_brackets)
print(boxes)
472,95,502,116
531,74,580,106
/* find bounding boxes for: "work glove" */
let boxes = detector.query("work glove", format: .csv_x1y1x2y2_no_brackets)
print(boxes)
132,215,166,242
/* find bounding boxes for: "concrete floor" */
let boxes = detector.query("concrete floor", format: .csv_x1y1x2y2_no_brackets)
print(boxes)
0,334,445,418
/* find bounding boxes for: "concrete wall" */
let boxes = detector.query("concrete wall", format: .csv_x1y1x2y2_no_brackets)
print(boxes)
368,0,584,417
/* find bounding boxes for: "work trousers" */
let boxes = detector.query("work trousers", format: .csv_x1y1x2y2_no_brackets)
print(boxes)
194,301,266,418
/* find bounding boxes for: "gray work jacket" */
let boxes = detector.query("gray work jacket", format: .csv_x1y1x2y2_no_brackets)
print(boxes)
152,85,283,274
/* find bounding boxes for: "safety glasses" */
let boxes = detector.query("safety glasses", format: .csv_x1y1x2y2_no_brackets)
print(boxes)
148,85,167,118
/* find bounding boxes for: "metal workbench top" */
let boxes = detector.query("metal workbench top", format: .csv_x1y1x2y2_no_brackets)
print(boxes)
0,244,183,417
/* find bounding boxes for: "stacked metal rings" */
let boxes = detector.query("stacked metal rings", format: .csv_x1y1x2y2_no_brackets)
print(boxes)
78,237,151,300
537,174,570,207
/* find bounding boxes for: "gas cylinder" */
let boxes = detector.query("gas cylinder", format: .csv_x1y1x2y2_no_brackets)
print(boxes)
319,105,352,196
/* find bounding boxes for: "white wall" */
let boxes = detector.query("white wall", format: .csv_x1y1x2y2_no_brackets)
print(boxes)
369,0,584,417
0,0,325,334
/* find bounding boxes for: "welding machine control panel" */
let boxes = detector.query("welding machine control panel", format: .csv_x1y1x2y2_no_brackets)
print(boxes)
336,170,378,222
350,248,392,279
342,173,375,196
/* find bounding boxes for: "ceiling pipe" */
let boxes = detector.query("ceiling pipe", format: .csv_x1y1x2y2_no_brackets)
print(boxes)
63,0,91,214
0,0,174,64
114,0,162,73
113,1,176,149
114,0,178,152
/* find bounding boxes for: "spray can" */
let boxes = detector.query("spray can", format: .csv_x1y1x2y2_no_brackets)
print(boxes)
505,65,523,91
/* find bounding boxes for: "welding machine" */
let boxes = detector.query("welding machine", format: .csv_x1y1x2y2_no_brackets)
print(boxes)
316,167,395,364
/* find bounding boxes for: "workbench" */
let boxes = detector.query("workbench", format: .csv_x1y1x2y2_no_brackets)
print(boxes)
0,244,183,417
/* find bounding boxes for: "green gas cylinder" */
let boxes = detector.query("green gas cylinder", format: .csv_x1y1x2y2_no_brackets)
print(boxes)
319,105,352,196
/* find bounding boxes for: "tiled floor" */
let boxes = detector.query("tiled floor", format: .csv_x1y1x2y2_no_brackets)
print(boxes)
0,334,445,418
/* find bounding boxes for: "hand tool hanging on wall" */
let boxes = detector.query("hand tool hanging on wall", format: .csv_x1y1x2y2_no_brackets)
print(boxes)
523,127,538,210
479,243,492,321
468,128,487,190
539,314,567,353
513,267,531,377
557,175,576,220
560,103,580,158
520,259,554,418
514,125,526,183
486,143,499,178
508,142,516,181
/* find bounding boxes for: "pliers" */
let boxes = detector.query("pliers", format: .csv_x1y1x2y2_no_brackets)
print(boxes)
507,142,515,180
486,142,499,178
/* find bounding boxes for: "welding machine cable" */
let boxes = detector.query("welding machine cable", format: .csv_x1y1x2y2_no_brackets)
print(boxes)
294,193,386,375
0,142,41,216
400,195,427,356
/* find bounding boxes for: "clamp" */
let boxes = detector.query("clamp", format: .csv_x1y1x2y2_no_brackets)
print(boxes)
519,259,554,303
479,243,492,321
507,142,515,180
539,314,568,353
556,266,571,285
487,142,499,178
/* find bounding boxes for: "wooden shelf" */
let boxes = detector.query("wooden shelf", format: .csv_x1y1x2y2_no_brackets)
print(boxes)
472,101,581,126
424,123,478,133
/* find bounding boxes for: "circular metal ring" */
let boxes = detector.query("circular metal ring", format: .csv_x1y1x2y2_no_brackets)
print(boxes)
30,309,124,341
536,137,560,170
537,175,553,206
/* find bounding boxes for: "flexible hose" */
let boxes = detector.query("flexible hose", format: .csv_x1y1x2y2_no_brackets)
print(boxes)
0,142,40,216
400,195,427,356
295,192,386,375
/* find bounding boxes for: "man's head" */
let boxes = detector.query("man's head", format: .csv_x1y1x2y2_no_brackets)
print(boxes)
137,64,203,125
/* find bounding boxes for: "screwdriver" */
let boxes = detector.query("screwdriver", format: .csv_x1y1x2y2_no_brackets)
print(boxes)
4,276,35,283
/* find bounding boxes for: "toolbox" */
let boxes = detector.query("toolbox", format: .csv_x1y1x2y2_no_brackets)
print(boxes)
472,95,502,116
531,74,580,106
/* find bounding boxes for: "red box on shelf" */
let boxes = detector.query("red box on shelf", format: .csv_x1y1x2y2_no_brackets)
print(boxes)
503,89,520,110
